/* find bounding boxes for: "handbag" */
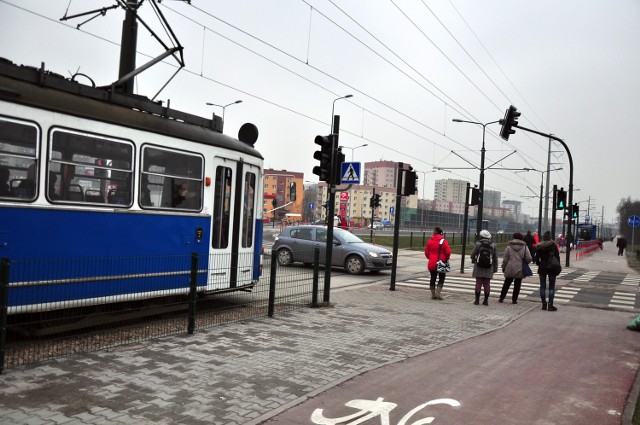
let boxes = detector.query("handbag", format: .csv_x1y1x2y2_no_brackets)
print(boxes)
522,260,533,277
546,255,562,276
436,239,451,273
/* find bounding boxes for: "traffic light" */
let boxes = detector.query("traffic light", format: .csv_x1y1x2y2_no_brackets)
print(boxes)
499,105,521,141
470,187,480,206
332,147,345,185
289,182,297,202
312,135,333,182
371,194,381,209
403,169,418,196
572,203,579,219
272,198,277,208
555,188,566,210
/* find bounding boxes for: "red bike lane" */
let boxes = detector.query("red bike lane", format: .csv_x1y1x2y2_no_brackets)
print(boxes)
261,305,640,425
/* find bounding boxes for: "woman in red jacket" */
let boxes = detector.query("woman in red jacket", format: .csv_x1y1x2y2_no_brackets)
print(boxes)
424,227,451,300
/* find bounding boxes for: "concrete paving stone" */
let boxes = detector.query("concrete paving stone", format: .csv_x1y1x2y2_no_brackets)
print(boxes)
1,286,535,424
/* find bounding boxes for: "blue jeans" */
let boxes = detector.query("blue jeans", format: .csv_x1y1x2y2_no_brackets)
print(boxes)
539,272,556,304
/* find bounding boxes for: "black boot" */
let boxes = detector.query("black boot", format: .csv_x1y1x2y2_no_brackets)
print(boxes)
548,303,557,312
482,292,489,306
474,291,480,305
542,301,547,310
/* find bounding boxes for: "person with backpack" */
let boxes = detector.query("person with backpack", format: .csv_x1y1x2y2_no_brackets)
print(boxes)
535,231,562,311
471,230,498,305
424,227,451,300
499,232,532,304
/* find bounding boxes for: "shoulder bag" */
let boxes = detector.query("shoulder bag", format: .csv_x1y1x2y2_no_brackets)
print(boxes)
436,239,451,273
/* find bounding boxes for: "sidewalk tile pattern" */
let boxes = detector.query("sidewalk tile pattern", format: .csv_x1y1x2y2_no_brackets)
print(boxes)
0,286,530,425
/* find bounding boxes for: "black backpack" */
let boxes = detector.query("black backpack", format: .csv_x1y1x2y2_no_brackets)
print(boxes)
476,243,493,268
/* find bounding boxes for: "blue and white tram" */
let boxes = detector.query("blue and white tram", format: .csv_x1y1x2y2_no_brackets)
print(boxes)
0,59,264,313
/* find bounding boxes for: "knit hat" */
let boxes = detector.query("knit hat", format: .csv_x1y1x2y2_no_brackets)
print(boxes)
542,230,552,241
513,232,523,240
479,230,491,239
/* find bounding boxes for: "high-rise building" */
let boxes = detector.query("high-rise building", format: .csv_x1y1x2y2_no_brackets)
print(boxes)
363,160,399,188
434,179,468,204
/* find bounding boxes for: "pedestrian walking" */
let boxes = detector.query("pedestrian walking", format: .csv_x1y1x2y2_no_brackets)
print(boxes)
535,231,562,311
424,226,451,300
616,235,627,256
499,232,533,304
523,230,536,258
471,230,498,305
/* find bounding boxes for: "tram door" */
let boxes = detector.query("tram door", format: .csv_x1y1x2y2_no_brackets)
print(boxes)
209,159,259,290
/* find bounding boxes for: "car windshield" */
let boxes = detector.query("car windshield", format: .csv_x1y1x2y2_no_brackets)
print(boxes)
334,228,365,243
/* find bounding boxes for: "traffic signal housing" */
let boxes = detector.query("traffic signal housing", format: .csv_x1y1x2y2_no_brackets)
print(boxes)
499,105,521,141
572,203,579,219
312,135,333,182
470,187,480,206
370,194,381,209
555,188,566,210
404,170,418,196
333,147,345,185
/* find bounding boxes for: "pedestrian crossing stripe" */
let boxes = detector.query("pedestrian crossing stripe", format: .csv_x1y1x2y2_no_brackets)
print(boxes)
401,276,580,304
609,292,636,309
622,275,640,286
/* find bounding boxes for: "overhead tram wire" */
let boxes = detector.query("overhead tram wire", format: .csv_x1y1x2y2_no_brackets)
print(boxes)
6,3,546,206
447,0,552,144
161,1,544,187
165,2,483,153
310,0,546,170
12,1,541,188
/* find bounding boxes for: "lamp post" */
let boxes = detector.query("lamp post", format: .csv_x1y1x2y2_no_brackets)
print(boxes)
343,143,368,161
206,100,242,131
451,119,500,237
331,94,353,133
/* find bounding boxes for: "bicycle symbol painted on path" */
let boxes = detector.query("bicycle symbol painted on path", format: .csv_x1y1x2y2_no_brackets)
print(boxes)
310,397,460,425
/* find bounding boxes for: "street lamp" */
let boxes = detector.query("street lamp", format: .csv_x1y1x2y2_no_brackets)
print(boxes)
331,94,353,134
342,143,368,161
206,100,242,130
451,118,500,237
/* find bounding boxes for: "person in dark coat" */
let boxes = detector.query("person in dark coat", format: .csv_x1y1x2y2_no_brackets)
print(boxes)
500,232,532,304
523,230,536,257
616,235,627,256
471,230,498,305
535,231,561,311
424,227,451,300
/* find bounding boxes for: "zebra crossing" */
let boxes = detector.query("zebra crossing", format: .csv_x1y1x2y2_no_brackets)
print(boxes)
401,273,579,304
399,271,638,310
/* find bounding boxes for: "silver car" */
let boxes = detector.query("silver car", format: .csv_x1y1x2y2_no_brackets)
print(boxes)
272,225,393,274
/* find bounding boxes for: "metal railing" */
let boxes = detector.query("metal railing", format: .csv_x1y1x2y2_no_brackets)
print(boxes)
0,248,324,372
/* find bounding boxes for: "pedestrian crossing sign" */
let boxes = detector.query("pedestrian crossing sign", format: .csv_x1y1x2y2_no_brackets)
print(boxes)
340,162,361,184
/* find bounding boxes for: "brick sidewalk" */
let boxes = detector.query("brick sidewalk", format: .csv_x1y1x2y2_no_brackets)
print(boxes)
0,285,531,425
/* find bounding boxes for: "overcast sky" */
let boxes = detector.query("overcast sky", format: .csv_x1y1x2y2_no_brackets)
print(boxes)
1,0,638,226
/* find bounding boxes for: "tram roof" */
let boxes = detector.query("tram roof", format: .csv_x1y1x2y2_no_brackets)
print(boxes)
0,58,262,160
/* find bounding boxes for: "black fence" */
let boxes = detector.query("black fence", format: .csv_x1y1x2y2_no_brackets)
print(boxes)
0,249,324,372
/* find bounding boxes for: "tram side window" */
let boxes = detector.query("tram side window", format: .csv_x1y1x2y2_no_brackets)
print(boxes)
140,146,203,210
0,118,39,201
213,166,232,249
241,172,256,248
49,130,133,205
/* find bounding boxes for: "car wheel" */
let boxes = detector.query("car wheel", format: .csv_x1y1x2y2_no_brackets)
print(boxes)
345,255,365,275
277,248,293,266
